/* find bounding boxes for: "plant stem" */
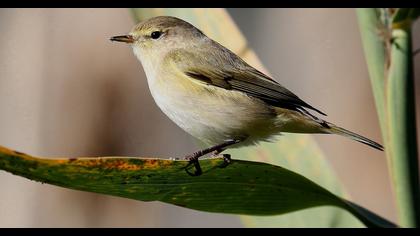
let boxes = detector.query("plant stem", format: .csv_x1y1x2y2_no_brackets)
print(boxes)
357,8,420,227
387,28,420,227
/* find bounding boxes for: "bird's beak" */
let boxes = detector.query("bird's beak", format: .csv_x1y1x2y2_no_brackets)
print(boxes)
110,35,135,44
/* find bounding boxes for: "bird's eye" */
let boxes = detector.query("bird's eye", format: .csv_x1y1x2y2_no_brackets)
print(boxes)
151,31,162,39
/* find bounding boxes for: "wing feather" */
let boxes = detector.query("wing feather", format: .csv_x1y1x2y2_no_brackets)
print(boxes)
167,47,326,116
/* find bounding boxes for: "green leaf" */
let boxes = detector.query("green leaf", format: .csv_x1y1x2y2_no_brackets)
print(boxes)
356,8,388,136
0,145,395,227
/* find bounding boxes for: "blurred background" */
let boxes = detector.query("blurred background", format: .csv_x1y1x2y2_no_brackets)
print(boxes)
0,8,418,227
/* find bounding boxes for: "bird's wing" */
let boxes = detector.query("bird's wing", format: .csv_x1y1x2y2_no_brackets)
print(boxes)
168,48,326,116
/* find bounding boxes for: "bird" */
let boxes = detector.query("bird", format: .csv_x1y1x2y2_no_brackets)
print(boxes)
110,16,383,175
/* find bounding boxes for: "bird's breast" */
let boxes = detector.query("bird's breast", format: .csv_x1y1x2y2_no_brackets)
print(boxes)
144,65,279,146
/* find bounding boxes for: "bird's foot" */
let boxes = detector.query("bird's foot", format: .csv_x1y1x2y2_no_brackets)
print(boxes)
182,139,241,176
219,154,231,168
210,150,231,167
184,153,203,176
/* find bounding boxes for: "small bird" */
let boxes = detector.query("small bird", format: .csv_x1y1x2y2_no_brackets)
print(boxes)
111,16,383,175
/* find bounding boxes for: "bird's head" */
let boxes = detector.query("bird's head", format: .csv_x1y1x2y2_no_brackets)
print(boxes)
111,16,205,59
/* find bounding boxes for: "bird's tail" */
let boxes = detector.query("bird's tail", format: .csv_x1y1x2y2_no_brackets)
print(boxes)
324,122,384,151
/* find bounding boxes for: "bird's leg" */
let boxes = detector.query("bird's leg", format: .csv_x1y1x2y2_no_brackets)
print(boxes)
185,139,240,161
184,139,241,176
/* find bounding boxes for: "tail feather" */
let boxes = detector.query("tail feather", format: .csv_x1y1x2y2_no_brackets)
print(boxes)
325,123,384,151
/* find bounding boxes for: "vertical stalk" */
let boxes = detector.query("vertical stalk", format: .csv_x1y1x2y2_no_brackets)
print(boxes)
357,8,420,227
387,28,419,227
